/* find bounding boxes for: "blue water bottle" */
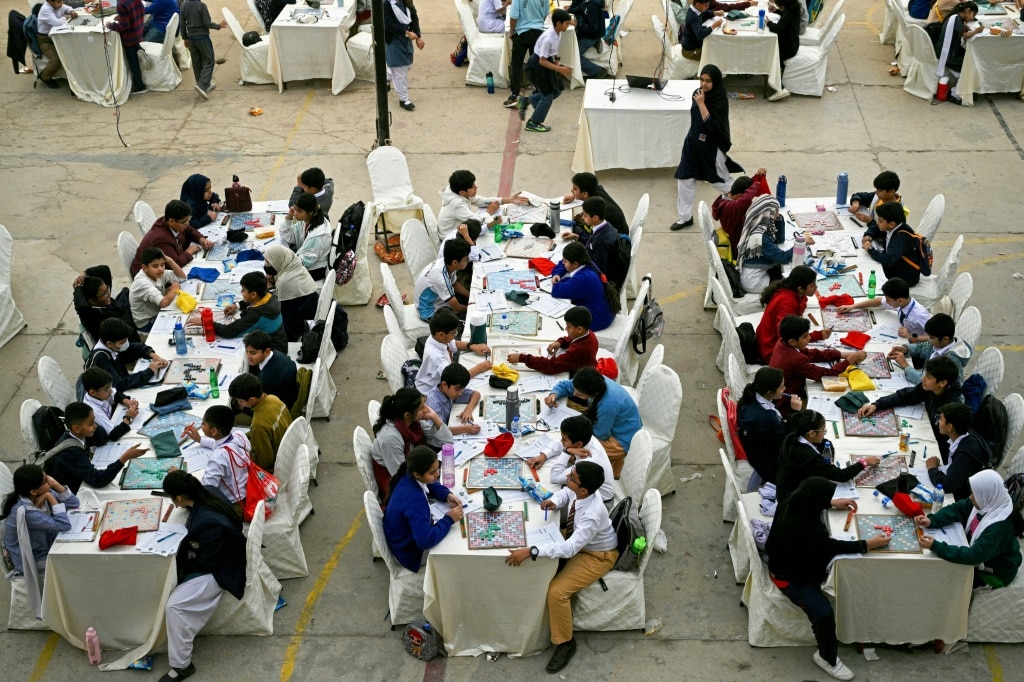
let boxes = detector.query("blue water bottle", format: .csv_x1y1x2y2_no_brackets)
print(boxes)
173,321,187,355
776,174,787,207
758,8,765,30
486,71,495,95
836,171,849,206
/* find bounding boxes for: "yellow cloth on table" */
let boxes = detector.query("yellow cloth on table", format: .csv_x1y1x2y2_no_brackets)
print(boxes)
175,291,197,314
490,363,520,383
840,366,875,392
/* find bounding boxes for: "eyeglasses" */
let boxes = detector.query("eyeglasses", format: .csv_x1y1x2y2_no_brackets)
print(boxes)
535,419,551,432
809,428,827,434
568,471,580,486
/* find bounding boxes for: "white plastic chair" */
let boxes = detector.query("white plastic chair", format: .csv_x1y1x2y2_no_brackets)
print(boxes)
916,194,945,242
571,488,661,631
636,366,681,497
713,296,749,376
117,231,139,279
380,263,429,346
347,31,375,82
901,24,939,101
911,234,964,309
997,393,1023,471
8,577,48,630
0,225,27,348
276,417,314,524
946,272,973,320
139,13,182,91
652,15,698,80
704,239,762,316
782,14,845,97
628,193,649,244
368,399,382,429
262,444,310,579
363,490,426,627
966,347,1004,398
133,200,157,236
314,275,337,322
624,343,666,400
223,8,275,85
399,219,436,284
1008,446,1024,477
354,426,384,560
0,462,12,501
37,356,74,410
582,0,636,77
966,545,1024,642
720,448,750,582
204,500,282,635
381,334,418,393
618,223,643,311
315,301,338,370
382,306,413,348
956,306,982,352
305,356,336,421
661,0,680,42
726,353,748,408
597,274,651,387
800,0,845,45
613,429,652,505
20,398,42,452
455,0,508,88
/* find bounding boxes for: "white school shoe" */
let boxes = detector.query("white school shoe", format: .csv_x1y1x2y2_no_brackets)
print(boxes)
813,652,854,681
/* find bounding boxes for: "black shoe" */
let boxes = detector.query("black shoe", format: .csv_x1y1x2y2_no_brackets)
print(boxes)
670,218,694,231
159,663,196,682
546,639,577,673
399,100,415,111
40,78,59,89
948,94,963,106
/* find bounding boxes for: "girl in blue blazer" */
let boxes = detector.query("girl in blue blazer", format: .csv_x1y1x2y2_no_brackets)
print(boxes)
551,242,620,332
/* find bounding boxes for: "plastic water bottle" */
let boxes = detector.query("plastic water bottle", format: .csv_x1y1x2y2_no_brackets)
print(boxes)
821,440,835,465
441,443,455,488
873,490,892,509
836,171,849,206
209,368,220,399
201,307,216,342
630,536,647,557
499,312,510,341
173,321,187,355
486,72,495,94
867,270,877,299
791,233,806,267
776,174,787,207
505,385,520,432
932,484,944,512
511,416,521,436
86,627,102,665
758,8,766,30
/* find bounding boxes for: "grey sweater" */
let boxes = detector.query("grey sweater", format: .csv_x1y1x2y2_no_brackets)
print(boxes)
181,0,221,39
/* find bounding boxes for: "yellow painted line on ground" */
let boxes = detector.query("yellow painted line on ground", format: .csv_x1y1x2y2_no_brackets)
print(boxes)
985,644,1005,682
934,235,1024,247
27,632,61,682
963,251,1024,270
258,89,316,201
280,510,364,682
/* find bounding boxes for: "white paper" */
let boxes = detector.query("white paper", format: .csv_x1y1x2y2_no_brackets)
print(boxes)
478,261,515,275
831,480,860,500
807,394,842,422
178,280,203,297
453,420,500,441
527,523,563,547
136,522,188,556
429,500,453,522
149,314,181,335
135,359,169,385
520,375,559,394
91,441,142,468
210,338,245,352
233,260,266,274
496,490,532,503
871,324,901,341
475,291,509,312
527,294,573,318
514,434,557,461
454,441,484,467
466,374,490,392
182,444,212,473
264,199,291,213
476,246,506,262
893,404,926,420
55,510,98,542
537,404,578,430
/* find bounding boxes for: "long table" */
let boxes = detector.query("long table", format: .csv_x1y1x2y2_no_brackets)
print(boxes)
267,0,358,94
958,12,1024,106
700,8,783,97
49,17,131,107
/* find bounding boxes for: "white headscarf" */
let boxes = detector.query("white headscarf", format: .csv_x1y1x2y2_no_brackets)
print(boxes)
263,245,317,301
966,469,1015,547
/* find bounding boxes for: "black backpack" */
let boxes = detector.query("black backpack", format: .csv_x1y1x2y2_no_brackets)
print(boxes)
296,308,350,363
608,496,646,571
31,405,66,453
736,322,763,365
336,200,365,255
720,259,744,298
974,394,1009,468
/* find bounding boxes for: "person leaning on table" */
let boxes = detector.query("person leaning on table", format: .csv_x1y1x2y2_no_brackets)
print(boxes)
36,0,78,88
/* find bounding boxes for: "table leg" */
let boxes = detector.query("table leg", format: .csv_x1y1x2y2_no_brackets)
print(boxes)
764,74,769,99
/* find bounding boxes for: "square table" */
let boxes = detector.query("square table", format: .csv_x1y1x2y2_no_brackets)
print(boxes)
49,19,131,107
267,1,358,94
700,9,783,96
957,15,1024,106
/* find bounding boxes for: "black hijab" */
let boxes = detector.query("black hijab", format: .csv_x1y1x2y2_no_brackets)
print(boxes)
699,64,731,150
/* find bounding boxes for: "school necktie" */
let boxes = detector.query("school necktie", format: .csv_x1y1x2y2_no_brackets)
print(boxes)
967,514,983,542
566,501,576,537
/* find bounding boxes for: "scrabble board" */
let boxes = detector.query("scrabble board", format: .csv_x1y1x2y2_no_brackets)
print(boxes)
855,513,923,554
483,270,539,294
854,455,908,487
489,345,545,366
503,203,549,225
503,236,555,259
482,396,539,424
858,351,892,379
200,280,242,302
99,497,164,534
120,457,184,490
466,510,528,550
819,274,865,298
821,307,873,332
138,411,199,440
222,212,275,230
843,408,900,437
206,241,250,262
466,456,524,489
792,211,844,231
163,358,221,385
488,310,540,335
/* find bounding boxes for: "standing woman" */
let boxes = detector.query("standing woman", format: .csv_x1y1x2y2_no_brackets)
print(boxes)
160,470,246,682
262,245,319,342
180,173,221,229
672,65,744,230
383,0,425,111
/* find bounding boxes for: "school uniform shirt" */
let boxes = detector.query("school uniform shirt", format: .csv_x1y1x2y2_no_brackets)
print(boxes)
755,287,824,363
288,178,335,219
200,432,252,505
737,394,789,485
414,258,457,321
248,395,292,472
73,284,139,345
547,437,615,503
535,487,617,559
177,487,246,600
550,263,614,331
768,339,849,400
775,436,865,502
249,350,298,409
768,6,801,62
130,217,202,275
424,385,473,425
884,297,929,339
873,380,963,459
415,335,459,396
2,488,79,575
129,267,177,327
436,185,500,241
383,474,455,572
865,223,925,286
551,375,642,451
904,337,971,384
37,2,73,34
533,25,560,59
277,219,332,277
214,293,289,354
83,388,133,444
438,233,483,262
44,433,125,494
143,0,179,36
927,497,1022,588
518,331,598,375
680,5,715,51
86,339,157,394
370,420,455,475
927,430,991,501
578,220,618,279
850,190,908,237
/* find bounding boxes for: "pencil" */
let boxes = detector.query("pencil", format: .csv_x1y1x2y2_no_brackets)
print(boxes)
163,502,173,523
460,517,467,538
523,501,529,521
530,464,540,482
832,421,839,437
808,313,819,326
843,509,854,532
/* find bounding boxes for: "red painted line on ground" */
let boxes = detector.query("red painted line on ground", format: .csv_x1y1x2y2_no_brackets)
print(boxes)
422,655,446,682
497,109,523,197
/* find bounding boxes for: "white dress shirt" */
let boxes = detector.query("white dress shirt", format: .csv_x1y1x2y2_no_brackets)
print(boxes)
547,437,615,503
200,432,252,504
536,487,618,559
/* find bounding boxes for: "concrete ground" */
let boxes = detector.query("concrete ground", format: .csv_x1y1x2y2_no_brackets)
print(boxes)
1,0,1023,679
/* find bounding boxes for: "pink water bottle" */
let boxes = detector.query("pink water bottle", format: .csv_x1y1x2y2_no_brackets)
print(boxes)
86,627,102,665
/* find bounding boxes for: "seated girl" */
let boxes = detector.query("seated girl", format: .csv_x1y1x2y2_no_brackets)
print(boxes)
775,409,879,501
262,245,319,342
917,469,1023,588
766,477,889,680
478,0,510,33
754,265,829,364
73,265,139,345
370,388,454,501
550,241,620,332
2,465,79,576
180,173,222,229
383,445,464,572
278,193,332,282
768,0,802,69
737,367,801,491
546,366,641,479
934,2,985,105
736,195,813,295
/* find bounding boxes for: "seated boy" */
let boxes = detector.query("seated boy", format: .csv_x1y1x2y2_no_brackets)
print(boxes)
507,305,598,375
849,170,908,238
424,363,482,436
888,313,972,384
80,367,139,445
926,402,991,501
73,265,139,344
43,402,147,493
288,167,335,218
86,318,169,394
129,247,180,332
837,277,930,342
182,405,252,511
415,308,491,396
527,415,615,506
769,316,866,401
561,197,624,287
711,168,769,259
567,0,606,78
244,330,298,409
437,170,526,240
414,239,472,321
505,461,618,673
437,218,484,293
679,0,723,59
228,374,292,472
857,356,963,459
203,272,289,354
858,203,930,287
129,200,213,278
562,172,629,235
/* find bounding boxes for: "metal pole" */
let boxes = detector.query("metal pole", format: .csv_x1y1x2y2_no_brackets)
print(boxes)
371,0,390,147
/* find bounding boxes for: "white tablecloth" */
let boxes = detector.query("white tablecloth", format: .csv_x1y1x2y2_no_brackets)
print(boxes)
50,23,131,107
267,2,358,94
957,29,1024,106
572,79,697,173
700,21,782,94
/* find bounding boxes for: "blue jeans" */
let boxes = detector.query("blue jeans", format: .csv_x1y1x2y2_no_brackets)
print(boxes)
577,36,604,77
780,582,838,665
528,87,560,125
143,26,166,44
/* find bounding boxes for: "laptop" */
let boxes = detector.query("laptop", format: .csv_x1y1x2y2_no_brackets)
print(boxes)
625,75,667,92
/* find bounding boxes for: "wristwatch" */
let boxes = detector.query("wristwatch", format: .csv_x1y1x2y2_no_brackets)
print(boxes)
529,546,539,561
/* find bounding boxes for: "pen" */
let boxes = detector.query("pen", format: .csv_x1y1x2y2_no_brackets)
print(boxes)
843,509,854,532
523,501,529,521
163,503,173,523
544,508,548,521
832,421,839,437
555,320,564,330
808,313,818,326
157,532,176,543
530,464,540,482
869,310,876,324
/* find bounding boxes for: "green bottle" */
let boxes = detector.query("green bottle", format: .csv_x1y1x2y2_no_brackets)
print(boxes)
867,270,876,299
209,368,220,399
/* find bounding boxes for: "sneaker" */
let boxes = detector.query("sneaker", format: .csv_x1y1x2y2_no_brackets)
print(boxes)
206,83,217,93
502,94,519,108
400,100,415,111
517,96,528,121
131,86,148,95
670,218,694,231
768,88,791,102
39,78,60,89
524,121,551,133
545,639,577,673
194,84,209,100
159,663,196,682
812,652,854,681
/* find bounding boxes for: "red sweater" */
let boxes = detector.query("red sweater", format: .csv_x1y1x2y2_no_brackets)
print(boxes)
130,218,206,277
769,339,848,399
711,172,768,259
756,288,825,363
519,331,598,375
